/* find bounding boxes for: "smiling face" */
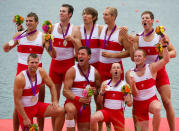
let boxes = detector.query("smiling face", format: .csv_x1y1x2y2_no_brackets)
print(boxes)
27,56,39,73
110,63,122,78
59,6,72,22
141,13,154,30
26,16,38,31
77,49,90,67
134,50,146,66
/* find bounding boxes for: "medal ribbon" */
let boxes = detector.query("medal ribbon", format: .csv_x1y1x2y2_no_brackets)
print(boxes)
103,25,117,48
133,64,146,72
26,70,37,96
84,24,95,47
137,28,154,37
77,64,90,84
14,29,37,41
60,23,70,39
107,79,121,87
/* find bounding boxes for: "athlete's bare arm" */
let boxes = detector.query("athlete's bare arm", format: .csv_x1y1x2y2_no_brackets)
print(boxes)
129,35,139,61
68,26,82,54
63,67,76,100
93,69,101,106
125,70,139,97
13,73,31,127
63,67,90,104
39,68,58,104
42,33,56,58
3,32,21,52
150,37,170,77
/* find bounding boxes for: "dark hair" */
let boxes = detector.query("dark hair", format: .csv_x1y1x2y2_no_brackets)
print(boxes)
62,4,74,16
135,49,147,57
27,53,39,62
141,11,154,20
27,12,38,22
78,46,91,55
82,7,98,24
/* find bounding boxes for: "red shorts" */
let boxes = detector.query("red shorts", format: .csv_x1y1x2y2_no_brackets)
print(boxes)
65,99,91,123
98,61,124,82
133,95,158,121
17,102,49,129
101,108,124,130
156,66,170,88
49,58,74,85
16,63,42,76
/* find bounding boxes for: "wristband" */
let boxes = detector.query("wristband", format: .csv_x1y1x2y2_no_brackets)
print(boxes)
74,96,80,102
162,45,168,48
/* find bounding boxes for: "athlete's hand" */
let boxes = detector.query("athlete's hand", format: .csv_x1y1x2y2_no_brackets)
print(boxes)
65,35,74,42
52,101,59,109
23,118,31,127
79,97,90,104
3,43,11,52
16,24,24,32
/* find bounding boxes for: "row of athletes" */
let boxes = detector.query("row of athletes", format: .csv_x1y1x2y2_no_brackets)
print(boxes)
3,4,176,131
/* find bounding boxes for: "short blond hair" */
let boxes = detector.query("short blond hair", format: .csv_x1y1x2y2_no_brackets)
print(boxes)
105,7,118,19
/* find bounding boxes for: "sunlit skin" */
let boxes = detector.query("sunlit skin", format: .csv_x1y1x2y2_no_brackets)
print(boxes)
77,49,90,67
82,11,95,25
110,63,122,79
25,17,38,32
141,14,153,32
27,57,39,73
59,7,72,23
134,50,146,66
103,9,115,25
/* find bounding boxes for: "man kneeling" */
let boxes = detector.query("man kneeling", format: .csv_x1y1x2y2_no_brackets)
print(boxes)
13,53,65,130
91,63,132,131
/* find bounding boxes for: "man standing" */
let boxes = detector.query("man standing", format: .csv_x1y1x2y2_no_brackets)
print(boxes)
14,53,64,131
126,35,170,130
49,4,81,102
98,7,130,82
3,12,56,131
129,11,176,131
91,62,132,131
63,46,101,131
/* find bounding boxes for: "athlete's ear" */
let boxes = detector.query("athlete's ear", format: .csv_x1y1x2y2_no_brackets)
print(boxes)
93,16,97,21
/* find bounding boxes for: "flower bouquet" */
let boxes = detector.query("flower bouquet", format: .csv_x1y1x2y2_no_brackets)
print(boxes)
121,84,132,96
155,43,163,53
42,20,52,34
13,15,24,25
44,34,53,51
13,15,24,31
80,85,93,112
155,26,166,37
29,124,38,131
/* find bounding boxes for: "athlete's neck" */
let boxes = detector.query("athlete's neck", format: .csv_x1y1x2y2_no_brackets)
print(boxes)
60,21,70,27
136,63,146,71
27,28,37,33
144,27,153,34
84,23,94,32
80,64,90,74
107,22,116,31
28,70,36,79
112,77,121,83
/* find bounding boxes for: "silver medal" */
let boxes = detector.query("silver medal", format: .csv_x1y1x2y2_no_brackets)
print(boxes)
63,40,67,46
9,40,14,46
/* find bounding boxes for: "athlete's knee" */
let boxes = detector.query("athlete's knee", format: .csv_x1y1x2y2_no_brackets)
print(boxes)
55,107,65,117
162,97,172,107
153,106,161,116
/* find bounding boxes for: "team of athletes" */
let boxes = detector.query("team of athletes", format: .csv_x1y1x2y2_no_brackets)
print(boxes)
3,3,176,131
